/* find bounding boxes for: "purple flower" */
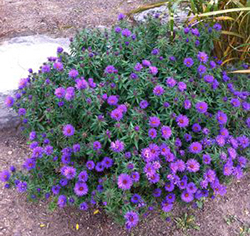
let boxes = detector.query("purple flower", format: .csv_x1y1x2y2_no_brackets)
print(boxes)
142,60,151,67
93,141,102,150
86,160,95,170
110,140,124,152
95,162,104,172
181,190,194,202
197,65,207,74
17,181,28,192
165,182,175,192
75,78,88,90
148,128,157,139
61,166,76,179
53,62,63,71
134,63,143,71
79,202,88,211
197,51,208,63
216,111,228,124
118,173,133,190
78,171,88,182
105,65,117,74
65,87,75,101
0,170,10,182
192,123,201,133
203,154,211,164
131,194,141,204
161,200,173,212
183,58,194,67
24,158,36,170
102,157,113,168
189,142,202,154
139,100,149,109
131,172,140,182
213,23,222,31
59,178,68,186
5,96,15,107
42,65,50,73
153,188,162,197
74,182,88,196
153,85,165,96
115,26,121,33
161,126,172,139
124,211,139,229
149,66,158,75
191,28,200,36
196,102,208,113
18,108,26,116
231,98,241,107
107,95,118,105
166,193,175,203
118,13,125,20
110,109,123,121
186,182,197,194
176,115,189,128
52,185,61,195
186,159,200,172
183,100,191,109
32,147,44,158
58,195,67,208
55,87,65,98
204,75,214,83
166,77,176,87
68,69,79,78
178,82,187,91
63,124,75,136
149,116,161,127
122,29,132,37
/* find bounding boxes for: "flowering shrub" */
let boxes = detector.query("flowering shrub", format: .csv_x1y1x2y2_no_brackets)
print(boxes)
1,15,250,229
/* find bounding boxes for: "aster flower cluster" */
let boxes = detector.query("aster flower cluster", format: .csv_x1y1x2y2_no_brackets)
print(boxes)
1,16,249,229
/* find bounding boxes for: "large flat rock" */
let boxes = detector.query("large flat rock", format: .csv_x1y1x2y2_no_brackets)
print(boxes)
0,35,70,130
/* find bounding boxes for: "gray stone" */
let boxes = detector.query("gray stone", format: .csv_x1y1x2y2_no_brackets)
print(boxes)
133,5,191,27
0,35,70,130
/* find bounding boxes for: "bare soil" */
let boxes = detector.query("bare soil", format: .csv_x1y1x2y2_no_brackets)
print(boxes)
0,0,156,42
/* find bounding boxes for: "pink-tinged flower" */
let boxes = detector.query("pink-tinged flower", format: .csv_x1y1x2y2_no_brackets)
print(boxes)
74,182,88,196
61,166,76,179
124,211,139,229
220,128,229,137
65,87,75,101
134,63,143,71
183,100,191,109
196,102,208,113
181,190,194,202
148,173,160,183
18,78,28,89
166,77,177,87
149,116,161,127
183,58,194,67
144,163,155,177
186,159,200,172
122,29,132,37
216,135,225,147
110,109,123,121
117,104,127,113
216,111,227,124
53,62,64,72
63,124,75,136
107,95,119,105
118,173,133,190
68,69,79,78
203,169,216,182
197,51,208,63
148,128,157,139
142,60,151,67
176,160,186,172
110,140,124,152
189,142,202,154
55,87,66,98
149,66,158,75
75,78,88,90
178,82,187,92
161,200,173,212
228,147,237,159
161,126,172,139
153,85,165,96
5,96,15,107
176,115,189,128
